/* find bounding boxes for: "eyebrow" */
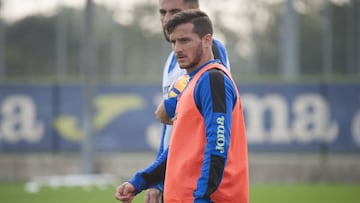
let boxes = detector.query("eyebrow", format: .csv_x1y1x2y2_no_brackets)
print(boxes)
159,8,182,14
170,36,191,43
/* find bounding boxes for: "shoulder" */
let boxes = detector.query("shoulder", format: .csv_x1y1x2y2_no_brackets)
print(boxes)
200,68,234,92
212,38,231,70
197,68,227,88
208,68,225,79
164,51,176,70
212,38,227,52
213,38,225,47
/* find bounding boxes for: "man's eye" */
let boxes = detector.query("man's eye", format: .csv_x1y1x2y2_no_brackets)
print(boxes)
171,10,181,15
180,39,189,43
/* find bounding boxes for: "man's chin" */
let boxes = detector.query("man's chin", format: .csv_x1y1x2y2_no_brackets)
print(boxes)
178,61,188,69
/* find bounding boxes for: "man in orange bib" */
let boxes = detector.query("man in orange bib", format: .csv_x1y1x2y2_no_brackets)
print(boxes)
116,10,249,203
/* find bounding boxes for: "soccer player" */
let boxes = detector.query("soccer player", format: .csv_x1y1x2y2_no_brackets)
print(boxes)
146,0,231,202
115,9,249,203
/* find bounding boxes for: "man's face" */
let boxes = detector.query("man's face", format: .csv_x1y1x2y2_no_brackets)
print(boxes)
159,0,190,41
169,23,204,73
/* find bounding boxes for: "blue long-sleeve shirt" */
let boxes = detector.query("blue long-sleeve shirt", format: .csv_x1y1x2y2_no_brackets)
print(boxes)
129,60,237,202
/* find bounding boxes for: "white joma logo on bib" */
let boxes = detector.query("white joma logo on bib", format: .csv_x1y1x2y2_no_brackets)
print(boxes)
216,116,225,153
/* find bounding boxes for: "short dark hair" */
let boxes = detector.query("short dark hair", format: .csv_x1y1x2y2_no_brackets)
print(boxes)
165,9,213,39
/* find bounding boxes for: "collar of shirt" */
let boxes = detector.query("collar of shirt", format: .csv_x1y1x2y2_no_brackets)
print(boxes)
188,59,222,80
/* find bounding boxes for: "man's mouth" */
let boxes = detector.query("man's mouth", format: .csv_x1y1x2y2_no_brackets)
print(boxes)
176,55,186,60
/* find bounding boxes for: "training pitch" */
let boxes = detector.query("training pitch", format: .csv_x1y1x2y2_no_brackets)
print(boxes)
0,183,359,203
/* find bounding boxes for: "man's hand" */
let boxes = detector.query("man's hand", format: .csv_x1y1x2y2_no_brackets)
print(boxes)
145,188,162,203
155,101,173,125
115,182,135,202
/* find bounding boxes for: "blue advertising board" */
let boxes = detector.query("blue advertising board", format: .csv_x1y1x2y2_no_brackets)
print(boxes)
0,83,359,152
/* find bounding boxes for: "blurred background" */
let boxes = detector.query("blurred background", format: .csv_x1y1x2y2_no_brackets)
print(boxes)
0,0,359,195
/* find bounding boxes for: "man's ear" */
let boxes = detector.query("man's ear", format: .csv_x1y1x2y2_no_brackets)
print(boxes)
203,33,213,48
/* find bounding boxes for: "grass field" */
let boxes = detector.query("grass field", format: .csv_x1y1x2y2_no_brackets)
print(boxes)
1,183,359,203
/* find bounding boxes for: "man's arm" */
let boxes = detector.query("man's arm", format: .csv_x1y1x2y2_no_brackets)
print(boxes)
155,99,175,125
192,69,236,201
115,148,168,199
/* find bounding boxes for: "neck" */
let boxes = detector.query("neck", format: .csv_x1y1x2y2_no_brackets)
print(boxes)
186,53,214,74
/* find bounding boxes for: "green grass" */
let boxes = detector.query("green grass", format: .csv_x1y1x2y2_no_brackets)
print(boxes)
0,183,359,203
250,184,360,203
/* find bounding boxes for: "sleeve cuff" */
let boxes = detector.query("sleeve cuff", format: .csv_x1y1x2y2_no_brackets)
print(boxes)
164,97,177,118
149,183,164,192
128,172,147,195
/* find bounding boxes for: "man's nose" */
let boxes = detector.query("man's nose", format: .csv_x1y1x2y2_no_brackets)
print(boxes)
173,42,182,53
163,13,173,25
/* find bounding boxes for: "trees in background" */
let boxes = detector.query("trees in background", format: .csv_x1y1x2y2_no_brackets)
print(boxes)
1,1,359,81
